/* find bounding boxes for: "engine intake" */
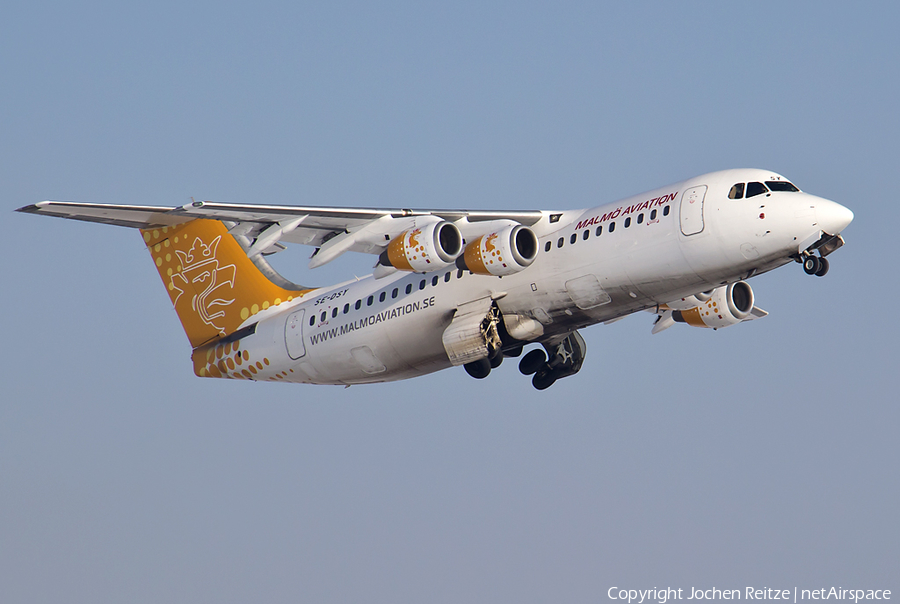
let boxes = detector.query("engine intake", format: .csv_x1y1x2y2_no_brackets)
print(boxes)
381,221,462,273
456,225,538,276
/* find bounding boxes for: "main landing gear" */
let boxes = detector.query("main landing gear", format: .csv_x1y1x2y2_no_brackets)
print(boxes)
457,303,585,390
462,341,522,379
517,331,587,390
461,327,586,391
801,254,829,277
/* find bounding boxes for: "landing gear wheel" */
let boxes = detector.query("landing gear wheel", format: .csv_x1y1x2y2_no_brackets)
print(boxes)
532,370,557,390
489,348,504,368
803,256,821,275
815,257,829,277
519,349,547,375
464,358,491,379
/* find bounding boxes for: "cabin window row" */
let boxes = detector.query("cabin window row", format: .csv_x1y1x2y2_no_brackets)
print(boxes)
543,205,671,252
309,269,468,325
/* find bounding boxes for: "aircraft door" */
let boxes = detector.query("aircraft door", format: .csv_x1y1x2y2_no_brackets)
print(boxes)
679,185,707,236
285,308,307,359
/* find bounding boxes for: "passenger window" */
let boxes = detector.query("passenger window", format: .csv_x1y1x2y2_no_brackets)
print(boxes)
596,225,602,236
728,183,745,199
309,315,315,326
583,230,589,240
609,221,616,233
444,272,451,282
746,182,768,198
320,311,327,322
367,296,374,306
332,307,338,318
406,283,412,294
392,288,398,299
343,303,349,314
457,269,464,279
663,206,670,216
419,279,426,290
355,300,362,310
637,213,644,224
570,233,577,244
624,217,631,228
557,237,564,248
650,209,657,220
544,241,551,252
432,275,439,287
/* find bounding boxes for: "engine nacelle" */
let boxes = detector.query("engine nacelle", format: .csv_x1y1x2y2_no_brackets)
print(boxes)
664,290,714,310
382,221,462,273
672,282,754,329
457,225,538,276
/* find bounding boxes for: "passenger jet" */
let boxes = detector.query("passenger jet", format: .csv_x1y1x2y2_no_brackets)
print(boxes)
18,169,853,389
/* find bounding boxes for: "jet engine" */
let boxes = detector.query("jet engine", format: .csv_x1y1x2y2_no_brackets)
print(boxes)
672,282,754,329
456,225,538,276
664,290,714,310
381,221,463,273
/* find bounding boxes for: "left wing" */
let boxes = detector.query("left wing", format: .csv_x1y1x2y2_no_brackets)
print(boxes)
17,200,548,268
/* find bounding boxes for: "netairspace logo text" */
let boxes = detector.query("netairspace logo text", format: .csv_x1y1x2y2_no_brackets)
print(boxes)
608,588,891,604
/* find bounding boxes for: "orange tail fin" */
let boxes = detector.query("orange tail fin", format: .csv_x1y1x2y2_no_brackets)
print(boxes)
141,219,313,348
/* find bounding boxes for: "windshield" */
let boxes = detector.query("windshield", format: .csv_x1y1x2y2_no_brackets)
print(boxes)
746,182,768,198
766,181,799,192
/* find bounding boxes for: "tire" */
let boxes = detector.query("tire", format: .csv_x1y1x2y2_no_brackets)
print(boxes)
518,349,546,375
464,358,491,379
489,348,504,368
803,256,820,275
815,257,830,277
532,370,557,390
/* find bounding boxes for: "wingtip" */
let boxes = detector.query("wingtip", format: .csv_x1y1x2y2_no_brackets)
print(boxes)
16,201,55,213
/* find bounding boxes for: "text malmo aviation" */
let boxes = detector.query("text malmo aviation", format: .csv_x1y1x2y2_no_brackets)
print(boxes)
18,169,853,389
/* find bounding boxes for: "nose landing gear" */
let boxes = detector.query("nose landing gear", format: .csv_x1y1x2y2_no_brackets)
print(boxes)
802,254,829,277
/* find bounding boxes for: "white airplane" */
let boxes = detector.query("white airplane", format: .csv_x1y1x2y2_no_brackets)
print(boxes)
18,168,853,389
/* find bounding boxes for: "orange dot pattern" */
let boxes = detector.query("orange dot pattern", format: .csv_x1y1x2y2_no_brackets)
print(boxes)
464,232,506,275
192,339,294,382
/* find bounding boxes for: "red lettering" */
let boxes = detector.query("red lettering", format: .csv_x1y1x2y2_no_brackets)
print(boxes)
576,216,598,230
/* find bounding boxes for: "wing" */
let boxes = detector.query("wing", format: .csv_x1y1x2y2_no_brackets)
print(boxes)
17,200,548,268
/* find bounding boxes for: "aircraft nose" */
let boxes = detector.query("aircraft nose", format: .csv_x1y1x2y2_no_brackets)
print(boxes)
816,198,854,234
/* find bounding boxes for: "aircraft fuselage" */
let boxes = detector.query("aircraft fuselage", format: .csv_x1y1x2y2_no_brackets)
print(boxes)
210,168,851,386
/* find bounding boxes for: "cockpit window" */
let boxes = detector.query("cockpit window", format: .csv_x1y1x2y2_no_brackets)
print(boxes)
766,181,799,192
728,183,745,199
746,181,769,198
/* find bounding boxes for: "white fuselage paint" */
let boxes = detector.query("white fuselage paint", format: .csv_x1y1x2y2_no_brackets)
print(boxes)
235,169,851,385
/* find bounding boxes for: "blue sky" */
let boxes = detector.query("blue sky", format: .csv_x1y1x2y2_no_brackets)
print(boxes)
2,2,898,602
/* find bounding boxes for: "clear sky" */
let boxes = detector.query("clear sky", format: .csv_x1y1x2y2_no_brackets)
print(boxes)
2,2,898,602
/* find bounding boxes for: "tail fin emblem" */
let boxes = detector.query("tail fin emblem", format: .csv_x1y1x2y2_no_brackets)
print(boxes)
171,235,236,334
